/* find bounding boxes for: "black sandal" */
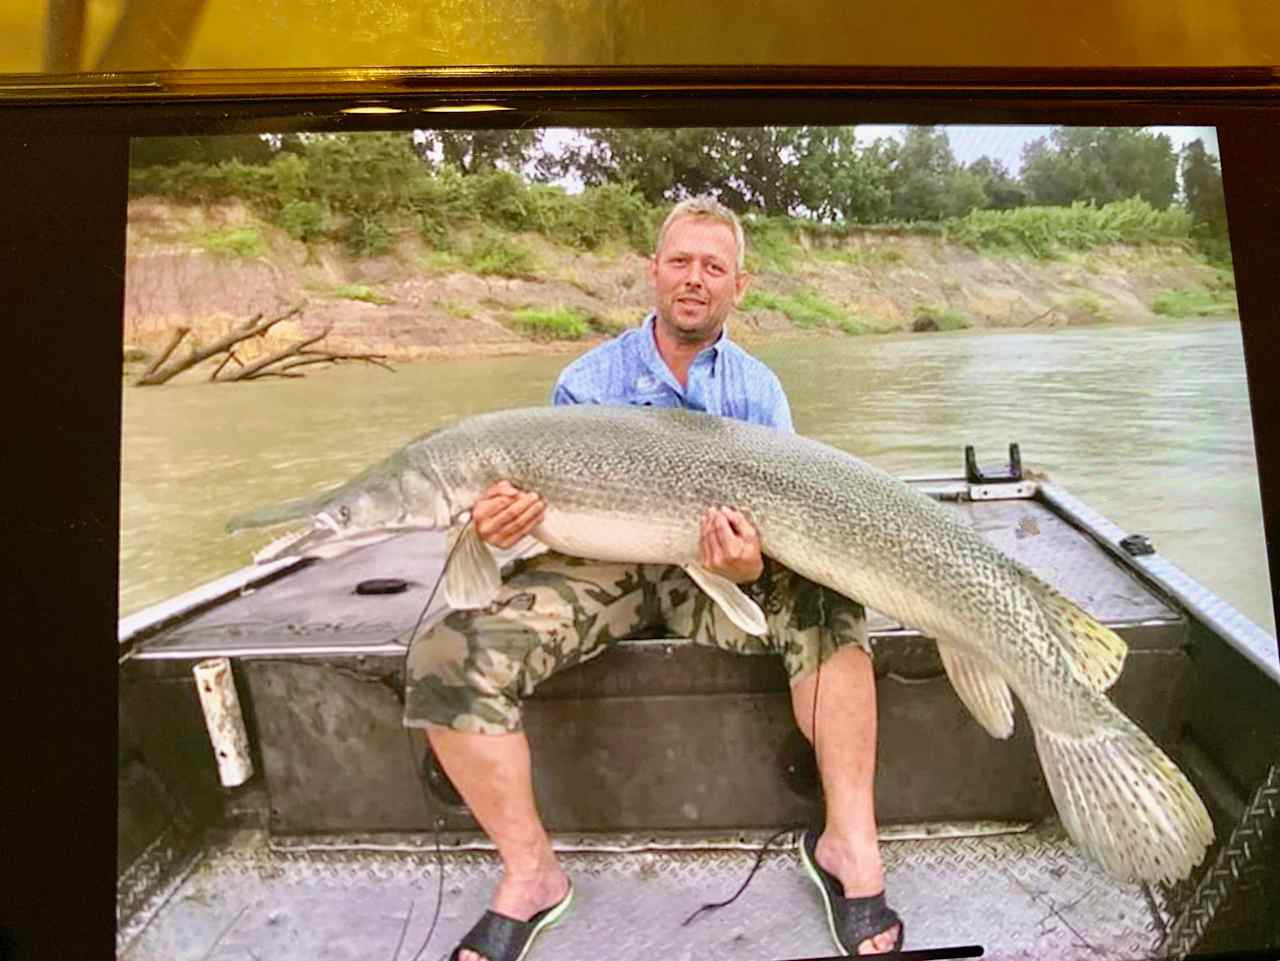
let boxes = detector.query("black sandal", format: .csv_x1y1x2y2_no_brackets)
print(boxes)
449,883,574,961
800,830,904,955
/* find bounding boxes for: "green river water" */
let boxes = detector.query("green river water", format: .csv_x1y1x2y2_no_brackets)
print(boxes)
120,319,1276,637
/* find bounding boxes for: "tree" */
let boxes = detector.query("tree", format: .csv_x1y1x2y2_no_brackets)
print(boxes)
967,157,1028,210
546,126,891,221
882,127,981,221
1021,127,1178,209
301,132,429,217
540,128,723,205
422,130,541,175
1180,139,1228,239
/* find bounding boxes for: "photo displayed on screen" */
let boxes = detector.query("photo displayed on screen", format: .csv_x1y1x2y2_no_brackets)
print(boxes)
117,124,1278,961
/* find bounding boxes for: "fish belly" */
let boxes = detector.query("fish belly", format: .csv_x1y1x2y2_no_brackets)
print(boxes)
533,507,696,566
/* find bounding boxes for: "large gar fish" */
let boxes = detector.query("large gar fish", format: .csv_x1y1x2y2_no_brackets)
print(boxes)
229,405,1214,884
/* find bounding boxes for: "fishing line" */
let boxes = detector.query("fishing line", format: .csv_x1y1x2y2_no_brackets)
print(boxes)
680,825,797,926
397,518,476,647
406,817,447,961
400,521,473,961
683,580,829,926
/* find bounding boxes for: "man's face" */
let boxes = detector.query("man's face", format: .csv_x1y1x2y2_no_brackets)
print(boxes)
649,215,751,346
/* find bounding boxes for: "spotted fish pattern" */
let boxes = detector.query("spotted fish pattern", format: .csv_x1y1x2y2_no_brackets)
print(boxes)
230,404,1215,884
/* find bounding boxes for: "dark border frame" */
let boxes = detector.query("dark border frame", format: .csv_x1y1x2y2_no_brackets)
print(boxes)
4,69,1278,959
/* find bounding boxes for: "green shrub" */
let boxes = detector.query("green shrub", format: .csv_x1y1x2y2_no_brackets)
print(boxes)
331,283,393,305
1152,287,1237,318
913,304,971,331
277,200,327,242
945,198,1194,259
468,232,535,278
743,219,801,273
338,217,393,257
419,250,463,273
510,306,591,340
194,227,267,258
1067,292,1113,323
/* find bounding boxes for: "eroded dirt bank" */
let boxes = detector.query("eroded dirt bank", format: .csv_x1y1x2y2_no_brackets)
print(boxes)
122,199,1236,375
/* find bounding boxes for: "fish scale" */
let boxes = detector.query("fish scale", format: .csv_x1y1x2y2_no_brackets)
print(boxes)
228,404,1214,885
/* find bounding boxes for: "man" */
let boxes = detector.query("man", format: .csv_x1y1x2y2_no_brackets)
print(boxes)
403,196,903,959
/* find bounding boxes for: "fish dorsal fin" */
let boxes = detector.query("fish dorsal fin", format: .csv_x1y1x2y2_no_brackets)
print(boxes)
1027,577,1128,691
684,563,768,637
937,642,1015,739
443,524,502,610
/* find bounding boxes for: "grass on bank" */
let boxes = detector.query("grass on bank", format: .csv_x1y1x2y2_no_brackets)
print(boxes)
510,306,592,340
468,233,536,278
913,304,972,331
739,287,888,334
331,283,394,305
1152,286,1239,318
1065,292,1113,324
193,226,267,258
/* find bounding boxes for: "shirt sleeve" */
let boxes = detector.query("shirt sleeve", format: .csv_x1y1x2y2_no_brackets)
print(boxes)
757,372,794,433
769,383,795,433
551,361,591,406
550,377,579,407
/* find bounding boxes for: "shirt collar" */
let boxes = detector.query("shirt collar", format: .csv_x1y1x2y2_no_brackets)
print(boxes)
641,313,729,389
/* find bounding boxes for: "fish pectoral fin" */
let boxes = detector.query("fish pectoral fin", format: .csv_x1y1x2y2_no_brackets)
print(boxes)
443,524,502,610
1029,577,1128,691
684,564,768,637
937,643,1015,739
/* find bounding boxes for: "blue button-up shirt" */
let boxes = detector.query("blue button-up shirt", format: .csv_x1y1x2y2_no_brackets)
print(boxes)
551,314,794,432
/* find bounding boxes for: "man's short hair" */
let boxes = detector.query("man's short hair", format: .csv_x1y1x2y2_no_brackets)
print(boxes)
655,196,747,272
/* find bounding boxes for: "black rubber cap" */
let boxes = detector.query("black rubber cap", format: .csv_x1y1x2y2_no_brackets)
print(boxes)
355,578,409,595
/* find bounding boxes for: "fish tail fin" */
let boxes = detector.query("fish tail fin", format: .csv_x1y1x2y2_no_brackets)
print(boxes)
1032,700,1214,884
225,493,323,533
1026,574,1129,691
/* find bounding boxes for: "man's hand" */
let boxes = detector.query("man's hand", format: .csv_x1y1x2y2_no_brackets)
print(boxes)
473,481,546,549
699,506,764,584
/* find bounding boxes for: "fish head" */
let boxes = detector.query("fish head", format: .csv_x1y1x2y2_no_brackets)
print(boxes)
234,454,457,564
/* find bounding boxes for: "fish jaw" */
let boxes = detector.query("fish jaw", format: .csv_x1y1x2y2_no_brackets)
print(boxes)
251,523,430,564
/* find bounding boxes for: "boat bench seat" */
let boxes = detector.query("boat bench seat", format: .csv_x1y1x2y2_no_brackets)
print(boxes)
122,496,1194,836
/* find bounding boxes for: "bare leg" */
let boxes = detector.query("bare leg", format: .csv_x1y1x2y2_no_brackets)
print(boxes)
791,645,901,955
425,725,570,961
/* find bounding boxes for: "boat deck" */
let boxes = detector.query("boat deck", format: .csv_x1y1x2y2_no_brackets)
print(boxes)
120,820,1167,961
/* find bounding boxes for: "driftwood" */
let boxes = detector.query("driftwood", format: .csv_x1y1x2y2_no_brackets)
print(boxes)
137,325,191,383
134,305,392,385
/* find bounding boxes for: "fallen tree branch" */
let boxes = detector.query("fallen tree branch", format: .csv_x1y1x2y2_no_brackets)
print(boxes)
209,348,243,382
136,305,303,386
219,326,331,382
277,352,394,373
133,303,394,385
135,326,190,385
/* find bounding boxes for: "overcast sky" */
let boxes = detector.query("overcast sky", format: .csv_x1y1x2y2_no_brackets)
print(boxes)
536,124,1219,193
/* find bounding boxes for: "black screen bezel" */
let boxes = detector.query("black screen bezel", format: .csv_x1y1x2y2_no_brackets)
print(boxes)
5,68,1278,959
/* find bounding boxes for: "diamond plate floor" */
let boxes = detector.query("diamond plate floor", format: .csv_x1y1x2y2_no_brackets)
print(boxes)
120,822,1163,961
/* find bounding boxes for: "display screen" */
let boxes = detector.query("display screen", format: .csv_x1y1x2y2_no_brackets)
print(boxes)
9,90,1277,961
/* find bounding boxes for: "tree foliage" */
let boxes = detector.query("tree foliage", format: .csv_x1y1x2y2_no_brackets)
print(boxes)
420,129,541,175
1180,139,1228,238
1021,127,1178,209
126,126,1219,261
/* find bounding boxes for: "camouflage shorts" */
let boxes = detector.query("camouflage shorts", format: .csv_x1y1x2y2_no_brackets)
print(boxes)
402,552,869,734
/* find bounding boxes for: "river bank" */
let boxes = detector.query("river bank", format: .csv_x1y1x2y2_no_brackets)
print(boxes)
122,199,1239,376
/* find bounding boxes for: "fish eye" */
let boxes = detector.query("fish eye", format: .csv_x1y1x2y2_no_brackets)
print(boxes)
338,505,351,523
